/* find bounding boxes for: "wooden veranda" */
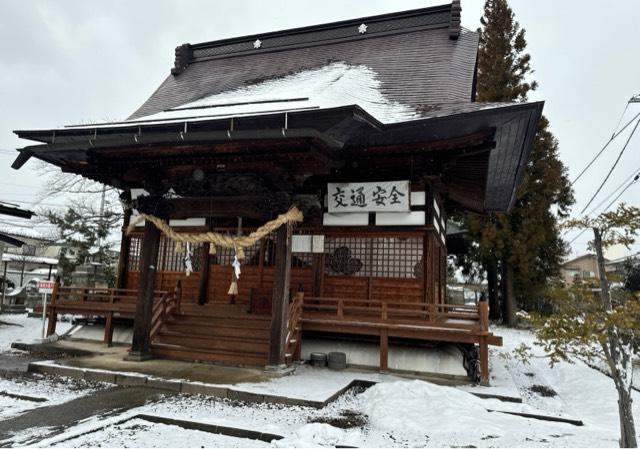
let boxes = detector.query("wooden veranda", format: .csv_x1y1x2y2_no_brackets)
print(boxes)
46,282,499,381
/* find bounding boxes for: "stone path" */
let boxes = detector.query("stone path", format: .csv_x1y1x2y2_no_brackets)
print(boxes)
0,386,171,447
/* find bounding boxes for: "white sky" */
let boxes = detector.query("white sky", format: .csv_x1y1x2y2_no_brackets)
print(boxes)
0,0,639,257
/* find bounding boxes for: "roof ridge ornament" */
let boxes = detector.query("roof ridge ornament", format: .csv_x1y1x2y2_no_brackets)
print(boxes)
253,38,262,49
449,0,461,40
358,23,368,34
171,43,192,76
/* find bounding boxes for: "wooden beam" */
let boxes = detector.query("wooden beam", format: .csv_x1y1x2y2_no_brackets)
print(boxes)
197,219,213,305
351,131,492,156
116,208,132,289
268,224,292,366
135,196,284,221
128,220,161,360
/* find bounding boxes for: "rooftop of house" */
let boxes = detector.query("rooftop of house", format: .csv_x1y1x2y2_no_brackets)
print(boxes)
561,254,605,268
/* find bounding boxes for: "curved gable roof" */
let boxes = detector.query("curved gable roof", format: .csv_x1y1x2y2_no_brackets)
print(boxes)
130,2,478,120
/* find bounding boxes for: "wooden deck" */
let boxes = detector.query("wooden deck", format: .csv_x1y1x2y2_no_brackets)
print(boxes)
46,285,499,383
301,296,500,382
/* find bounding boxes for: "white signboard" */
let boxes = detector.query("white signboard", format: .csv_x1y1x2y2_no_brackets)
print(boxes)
37,280,55,294
327,181,410,213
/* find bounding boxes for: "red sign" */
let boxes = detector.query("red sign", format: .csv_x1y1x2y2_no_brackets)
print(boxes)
37,281,55,294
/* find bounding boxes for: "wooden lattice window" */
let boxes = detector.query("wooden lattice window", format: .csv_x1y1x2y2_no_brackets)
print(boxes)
324,236,423,278
127,236,142,270
157,237,203,272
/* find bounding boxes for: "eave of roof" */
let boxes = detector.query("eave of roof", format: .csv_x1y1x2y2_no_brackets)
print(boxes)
0,232,25,247
13,100,543,213
0,203,35,220
1,254,58,265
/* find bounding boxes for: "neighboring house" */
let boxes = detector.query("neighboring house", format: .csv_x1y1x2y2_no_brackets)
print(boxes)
0,226,60,287
560,254,604,286
0,203,36,310
605,251,640,276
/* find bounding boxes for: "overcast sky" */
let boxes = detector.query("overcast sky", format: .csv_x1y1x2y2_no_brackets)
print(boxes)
1,0,639,257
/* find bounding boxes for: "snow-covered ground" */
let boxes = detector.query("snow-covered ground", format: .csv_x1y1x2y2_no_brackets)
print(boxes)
0,374,107,421
0,314,73,352
1,316,639,447
1,314,103,422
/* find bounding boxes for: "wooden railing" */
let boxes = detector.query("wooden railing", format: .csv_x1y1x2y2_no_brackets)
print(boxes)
149,281,182,342
284,292,304,364
302,296,486,331
46,285,169,346
301,296,495,384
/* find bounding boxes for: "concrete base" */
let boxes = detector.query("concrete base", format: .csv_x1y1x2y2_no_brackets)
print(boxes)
24,339,269,385
301,337,468,377
124,351,153,362
264,364,296,376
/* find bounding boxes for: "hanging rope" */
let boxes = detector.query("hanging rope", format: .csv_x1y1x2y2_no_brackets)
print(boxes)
126,207,304,261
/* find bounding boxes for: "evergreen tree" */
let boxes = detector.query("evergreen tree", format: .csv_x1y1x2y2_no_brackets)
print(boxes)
46,198,121,286
464,0,574,323
623,257,640,292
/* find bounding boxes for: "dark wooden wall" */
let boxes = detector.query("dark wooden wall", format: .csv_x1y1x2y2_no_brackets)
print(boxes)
124,228,446,308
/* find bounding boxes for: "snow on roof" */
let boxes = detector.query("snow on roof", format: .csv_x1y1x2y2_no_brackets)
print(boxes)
0,226,49,241
66,63,422,129
606,251,640,265
1,253,58,265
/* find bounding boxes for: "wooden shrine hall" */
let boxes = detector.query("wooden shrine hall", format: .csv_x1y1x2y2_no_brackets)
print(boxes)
11,1,542,384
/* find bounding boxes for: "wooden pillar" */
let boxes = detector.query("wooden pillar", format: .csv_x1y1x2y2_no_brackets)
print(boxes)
104,290,115,346
268,224,292,367
197,242,210,305
128,220,161,360
311,253,324,297
1,261,7,312
116,208,132,289
380,329,389,371
197,218,213,305
46,279,59,337
478,300,490,385
19,260,25,286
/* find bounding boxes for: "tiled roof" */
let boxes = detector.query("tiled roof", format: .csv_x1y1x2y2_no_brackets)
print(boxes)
130,2,477,120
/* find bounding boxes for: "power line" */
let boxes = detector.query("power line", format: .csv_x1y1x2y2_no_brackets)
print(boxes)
571,109,640,185
568,172,640,246
600,173,640,213
584,167,640,216
578,117,640,214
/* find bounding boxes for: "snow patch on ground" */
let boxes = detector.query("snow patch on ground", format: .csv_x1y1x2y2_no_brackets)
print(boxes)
48,418,271,448
233,365,400,402
2,318,640,447
0,314,72,352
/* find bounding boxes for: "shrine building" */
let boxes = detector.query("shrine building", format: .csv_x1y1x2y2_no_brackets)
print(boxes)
11,1,542,384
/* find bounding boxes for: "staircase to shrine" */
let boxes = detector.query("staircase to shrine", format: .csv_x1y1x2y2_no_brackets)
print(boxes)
149,303,273,366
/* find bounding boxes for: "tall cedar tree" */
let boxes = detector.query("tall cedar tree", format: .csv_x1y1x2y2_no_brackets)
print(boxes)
466,0,574,323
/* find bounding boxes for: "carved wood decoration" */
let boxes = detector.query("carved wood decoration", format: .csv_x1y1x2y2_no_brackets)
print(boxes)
328,246,363,276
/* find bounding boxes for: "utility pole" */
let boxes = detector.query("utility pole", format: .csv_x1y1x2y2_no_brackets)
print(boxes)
96,185,106,249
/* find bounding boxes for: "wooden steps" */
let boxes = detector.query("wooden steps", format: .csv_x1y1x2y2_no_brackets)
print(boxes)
150,303,271,366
